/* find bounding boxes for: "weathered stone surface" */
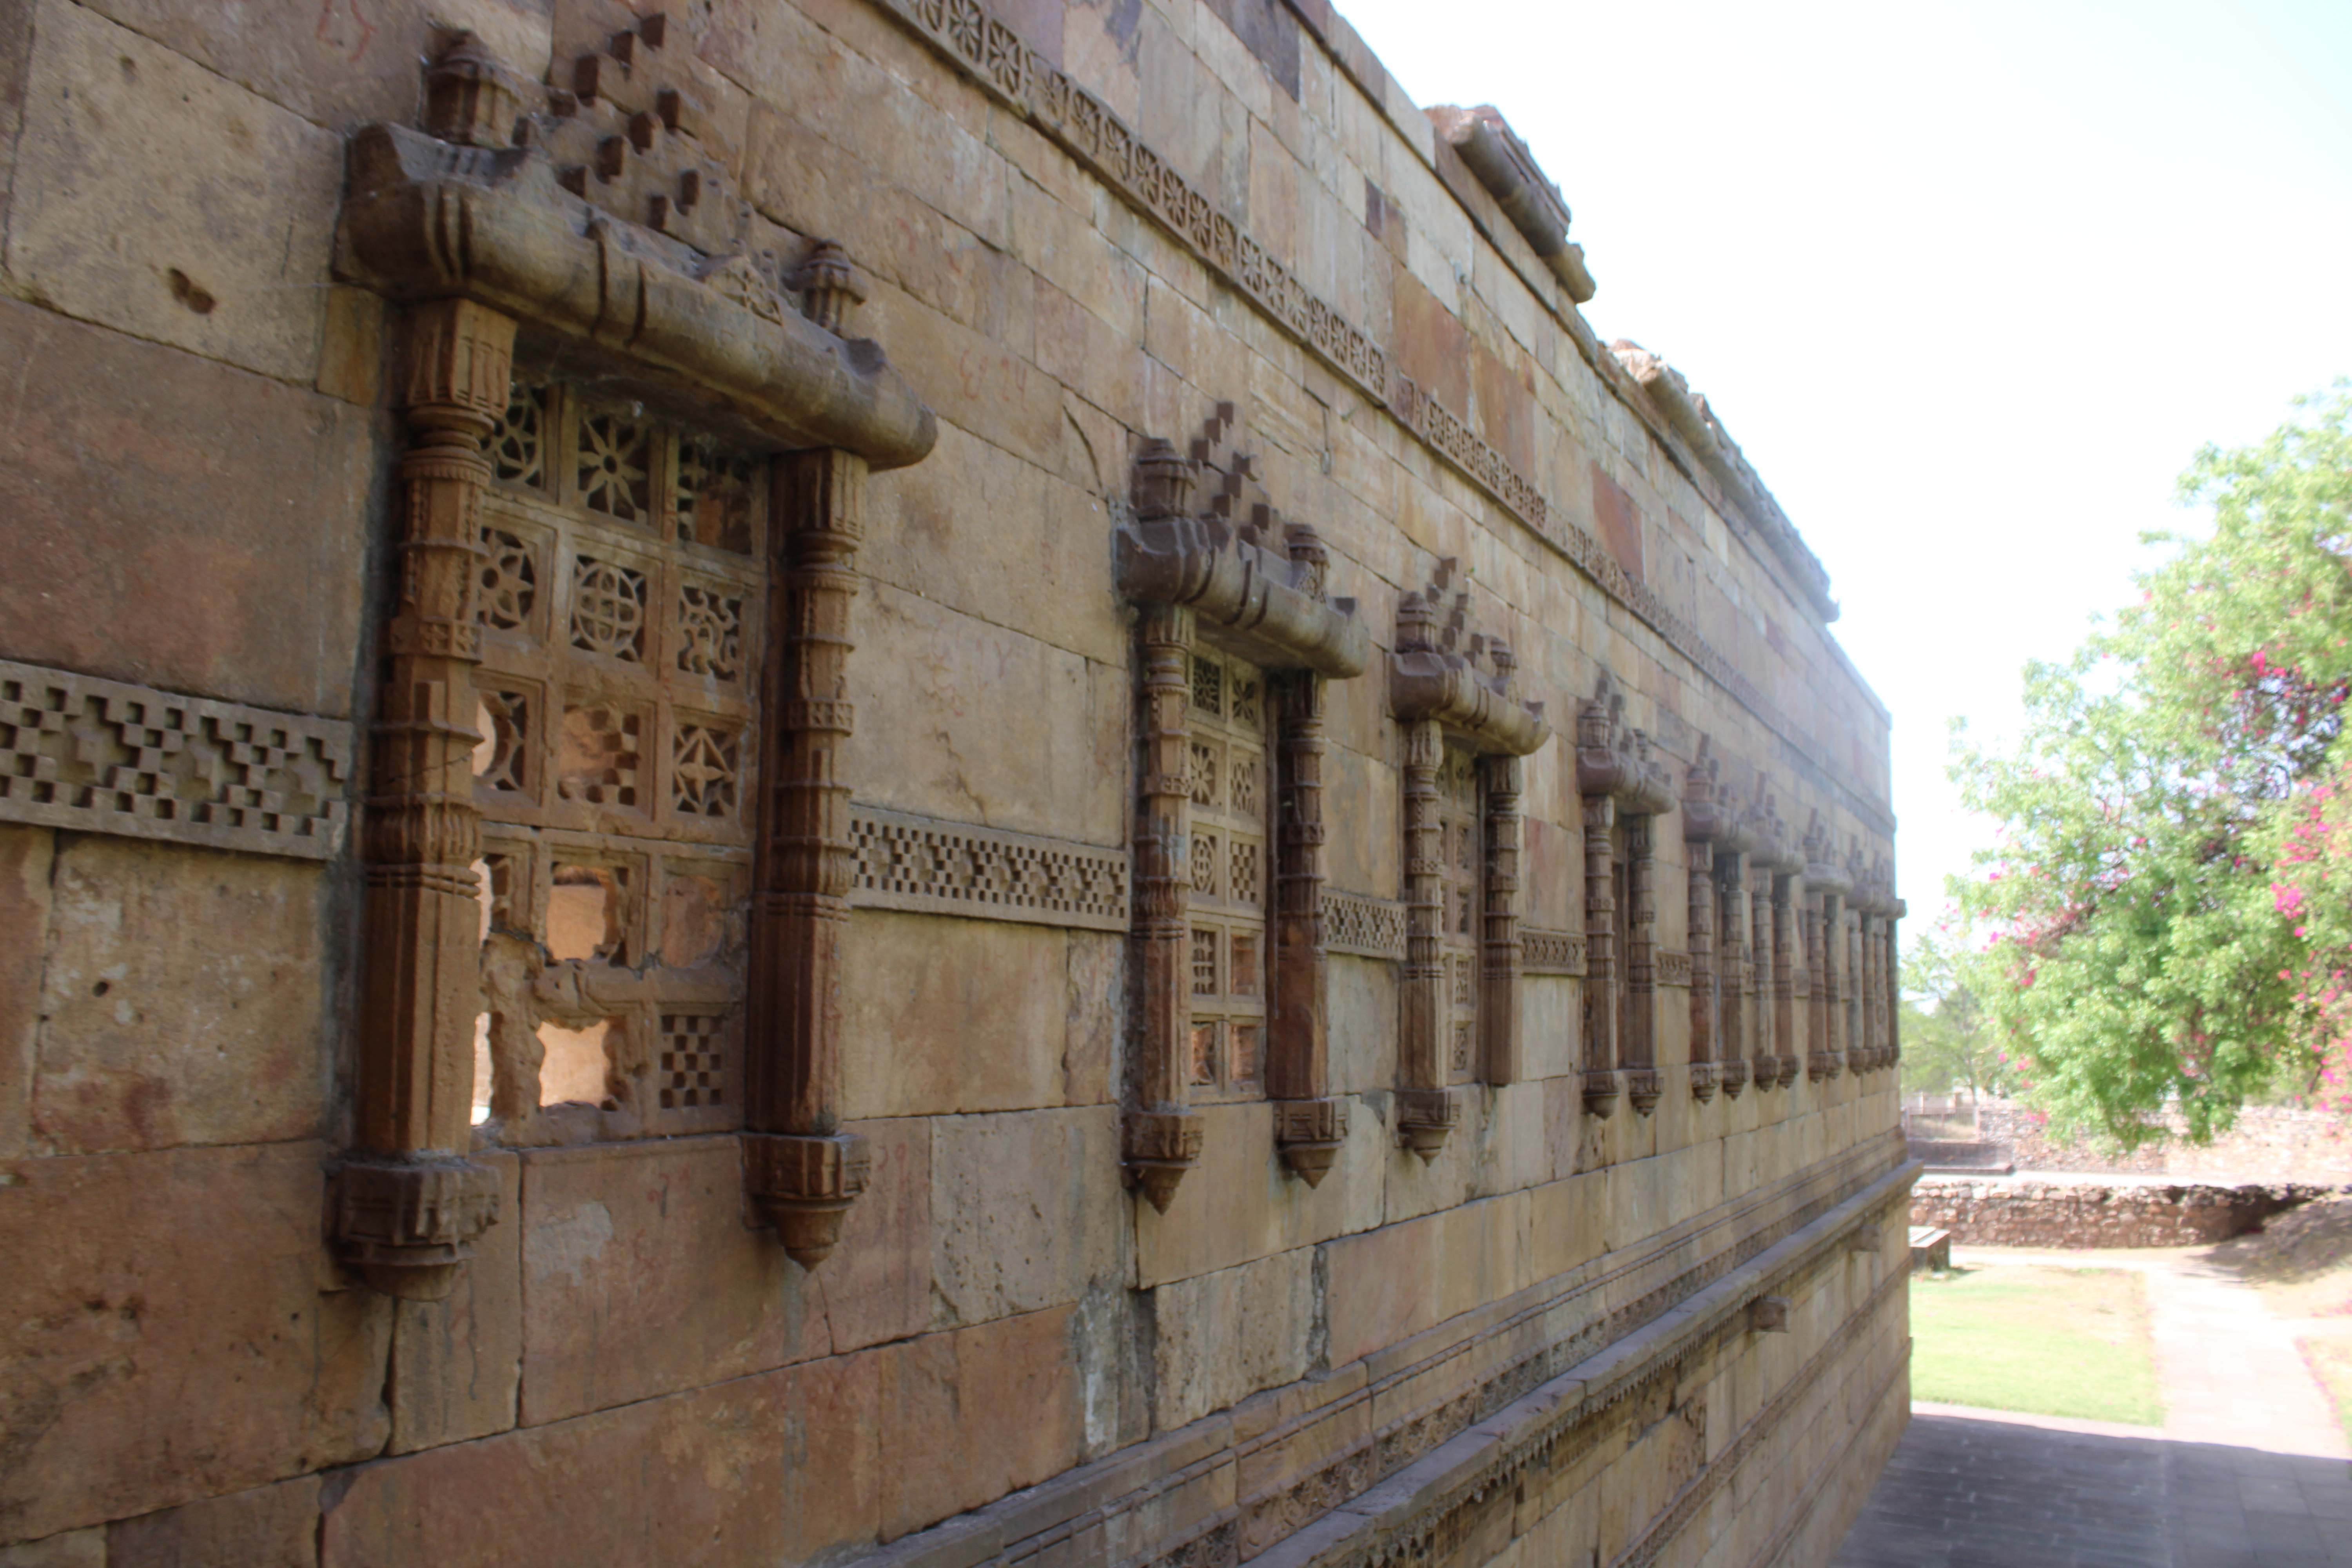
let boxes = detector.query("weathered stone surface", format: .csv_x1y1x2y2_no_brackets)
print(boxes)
1151,1247,1316,1429
0,296,376,717
31,839,327,1155
822,1116,934,1352
387,1151,519,1454
519,1135,807,1425
840,911,1082,1120
0,826,51,1161
876,1306,1084,1541
1319,1191,1528,1368
1132,1097,1384,1289
0,1531,103,1568
7,0,340,382
929,1106,1125,1327
109,1475,320,1568
0,1142,389,1543
321,1354,881,1568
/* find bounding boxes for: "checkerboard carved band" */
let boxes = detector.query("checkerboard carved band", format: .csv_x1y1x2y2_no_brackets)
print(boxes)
849,804,1129,931
0,658,352,860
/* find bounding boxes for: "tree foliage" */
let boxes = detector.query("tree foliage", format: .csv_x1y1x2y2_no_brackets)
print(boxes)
1950,384,2352,1144
1898,926,2005,1098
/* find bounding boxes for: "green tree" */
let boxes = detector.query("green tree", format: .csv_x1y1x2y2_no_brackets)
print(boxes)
1899,926,2002,1098
1950,383,2352,1146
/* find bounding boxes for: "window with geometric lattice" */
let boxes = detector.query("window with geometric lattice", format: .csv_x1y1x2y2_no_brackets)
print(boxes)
466,373,762,1139
1186,645,1270,1098
1438,740,1482,1084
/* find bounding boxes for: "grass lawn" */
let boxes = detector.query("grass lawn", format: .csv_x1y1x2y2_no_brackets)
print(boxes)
1911,1265,2163,1425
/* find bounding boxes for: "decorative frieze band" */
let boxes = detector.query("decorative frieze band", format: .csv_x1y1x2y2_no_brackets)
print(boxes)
848,804,1130,931
0,658,353,860
1657,950,1693,987
866,0,1895,837
1520,928,1586,976
1323,890,1408,960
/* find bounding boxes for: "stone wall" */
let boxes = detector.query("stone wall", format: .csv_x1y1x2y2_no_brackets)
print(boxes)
1909,1178,2339,1249
1975,1103,2352,1180
0,0,1908,1562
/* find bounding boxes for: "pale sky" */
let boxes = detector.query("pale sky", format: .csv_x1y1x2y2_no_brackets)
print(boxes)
1337,0,2352,947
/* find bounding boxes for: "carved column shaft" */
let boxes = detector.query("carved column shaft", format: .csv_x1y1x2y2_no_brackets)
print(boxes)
1772,876,1798,1087
1481,754,1524,1084
1687,841,1715,1065
341,298,515,1301
745,448,873,1266
1716,853,1747,1093
1273,671,1347,1181
1124,606,1204,1207
1400,718,1446,1094
1855,911,1875,1066
1887,918,1902,1064
1581,795,1620,1116
1622,813,1661,1116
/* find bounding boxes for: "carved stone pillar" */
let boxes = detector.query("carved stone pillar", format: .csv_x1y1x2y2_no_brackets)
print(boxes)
1624,813,1663,1116
744,448,871,1266
1804,818,1849,1084
1396,716,1457,1158
1482,750,1525,1085
1771,873,1800,1089
1681,742,1742,1103
1714,852,1749,1099
337,298,515,1301
1852,906,1874,1075
1581,794,1620,1118
1126,602,1205,1210
1272,665,1347,1185
1387,566,1548,1158
1886,897,1906,1069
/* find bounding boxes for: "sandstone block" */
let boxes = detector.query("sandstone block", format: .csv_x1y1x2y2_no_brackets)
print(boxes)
0,296,375,717
864,283,1065,474
314,286,384,407
387,1151,519,1454
519,1135,807,1426
862,423,1126,667
0,1532,102,1568
1327,955,1398,1097
929,1106,1125,1327
877,1307,1084,1541
0,1142,389,1542
839,911,1074,1120
849,582,1125,846
8,0,338,382
1150,1247,1315,1428
1320,1191,1527,1368
32,839,327,1155
822,1116,933,1353
1132,1096,1382,1288
322,1356,879,1567
109,1475,319,1568
0,825,52,1160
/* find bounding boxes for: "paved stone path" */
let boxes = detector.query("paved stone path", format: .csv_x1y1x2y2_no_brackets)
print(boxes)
1834,1247,2352,1567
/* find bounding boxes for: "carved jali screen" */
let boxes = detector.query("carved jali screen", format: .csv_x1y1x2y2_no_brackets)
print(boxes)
1438,742,1481,1083
1187,647,1269,1096
468,375,762,1140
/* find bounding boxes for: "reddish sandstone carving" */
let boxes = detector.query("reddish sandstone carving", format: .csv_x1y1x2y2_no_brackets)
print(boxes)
1802,813,1851,1085
1118,407,1368,1201
1390,562,1550,1158
1574,675,1672,1118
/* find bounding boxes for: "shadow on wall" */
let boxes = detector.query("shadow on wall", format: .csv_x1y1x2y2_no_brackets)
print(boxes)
1834,1411,2350,1565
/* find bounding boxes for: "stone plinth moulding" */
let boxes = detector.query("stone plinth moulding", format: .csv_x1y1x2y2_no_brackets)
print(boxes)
1745,789,1802,1093
1802,813,1851,1085
1682,740,1752,1103
332,31,936,1290
1574,675,1673,1118
1117,406,1370,1203
1391,563,1550,1159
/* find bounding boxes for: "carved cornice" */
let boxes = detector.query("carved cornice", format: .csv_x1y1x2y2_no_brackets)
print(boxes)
1118,406,1369,678
1388,560,1549,756
860,0,1894,838
0,658,352,861
1573,674,1673,814
338,34,935,470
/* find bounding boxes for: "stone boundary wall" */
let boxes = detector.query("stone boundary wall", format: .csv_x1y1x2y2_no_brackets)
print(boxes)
1909,1177,2344,1249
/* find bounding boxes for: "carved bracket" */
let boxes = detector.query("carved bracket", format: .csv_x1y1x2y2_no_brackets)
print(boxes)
335,1159,503,1301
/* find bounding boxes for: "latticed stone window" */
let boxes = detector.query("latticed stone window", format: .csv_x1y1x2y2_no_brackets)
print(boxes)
467,375,762,1139
1186,646,1270,1096
1438,741,1482,1084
